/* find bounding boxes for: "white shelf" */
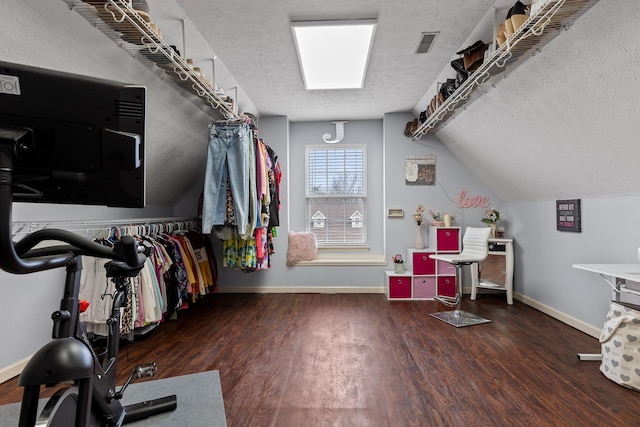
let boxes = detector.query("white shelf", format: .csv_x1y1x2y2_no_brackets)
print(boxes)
64,0,239,120
412,0,600,139
477,280,506,290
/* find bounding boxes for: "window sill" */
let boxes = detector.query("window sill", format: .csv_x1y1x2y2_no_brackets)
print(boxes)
293,253,386,266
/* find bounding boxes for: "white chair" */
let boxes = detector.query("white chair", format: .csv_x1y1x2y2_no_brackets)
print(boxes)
429,227,492,327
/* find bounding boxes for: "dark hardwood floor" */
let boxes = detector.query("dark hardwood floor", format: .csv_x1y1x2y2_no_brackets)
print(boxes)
1,293,639,426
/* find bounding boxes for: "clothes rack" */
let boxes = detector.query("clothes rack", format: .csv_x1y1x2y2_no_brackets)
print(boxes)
11,216,197,238
69,216,217,341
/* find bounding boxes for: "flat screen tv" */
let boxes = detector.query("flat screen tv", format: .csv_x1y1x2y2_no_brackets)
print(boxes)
0,61,146,208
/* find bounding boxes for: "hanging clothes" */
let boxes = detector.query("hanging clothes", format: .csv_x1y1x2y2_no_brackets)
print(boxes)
201,117,282,272
78,223,218,338
202,122,252,236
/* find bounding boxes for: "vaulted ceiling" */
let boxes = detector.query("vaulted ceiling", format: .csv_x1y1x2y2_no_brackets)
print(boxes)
4,0,639,208
165,0,640,203
174,0,497,121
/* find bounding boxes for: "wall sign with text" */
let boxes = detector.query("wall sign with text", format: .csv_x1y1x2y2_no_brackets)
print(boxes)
405,155,435,186
556,199,581,232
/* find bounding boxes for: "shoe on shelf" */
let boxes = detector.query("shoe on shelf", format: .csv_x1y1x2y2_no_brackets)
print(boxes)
510,1,529,33
504,6,515,38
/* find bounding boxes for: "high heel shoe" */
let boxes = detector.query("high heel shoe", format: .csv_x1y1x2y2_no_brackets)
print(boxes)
504,6,514,39
496,23,507,46
510,1,529,33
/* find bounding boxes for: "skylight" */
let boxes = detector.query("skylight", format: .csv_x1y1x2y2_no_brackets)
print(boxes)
291,20,377,90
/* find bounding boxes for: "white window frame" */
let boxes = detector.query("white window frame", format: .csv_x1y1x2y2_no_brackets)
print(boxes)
305,144,367,246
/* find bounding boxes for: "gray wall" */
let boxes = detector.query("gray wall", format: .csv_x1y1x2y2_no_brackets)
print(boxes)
383,112,503,255
0,0,631,377
288,120,385,253
0,0,209,375
214,114,501,291
507,197,640,336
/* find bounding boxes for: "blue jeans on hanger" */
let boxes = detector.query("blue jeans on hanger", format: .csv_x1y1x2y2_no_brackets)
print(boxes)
202,123,250,235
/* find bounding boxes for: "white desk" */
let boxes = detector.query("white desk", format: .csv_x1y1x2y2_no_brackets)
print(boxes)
572,263,640,361
572,264,640,299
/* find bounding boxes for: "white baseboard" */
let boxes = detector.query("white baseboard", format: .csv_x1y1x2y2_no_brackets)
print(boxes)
217,286,385,294
0,355,30,384
516,292,601,338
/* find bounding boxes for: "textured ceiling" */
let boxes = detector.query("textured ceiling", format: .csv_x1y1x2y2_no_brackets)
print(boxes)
172,0,497,121
6,0,636,208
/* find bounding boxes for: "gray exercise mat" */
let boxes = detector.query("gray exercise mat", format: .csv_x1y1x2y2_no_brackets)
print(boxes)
0,370,227,426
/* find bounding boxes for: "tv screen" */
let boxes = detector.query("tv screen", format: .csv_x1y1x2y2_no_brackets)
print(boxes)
0,61,146,208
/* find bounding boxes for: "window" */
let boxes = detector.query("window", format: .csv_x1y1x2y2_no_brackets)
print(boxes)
305,145,367,245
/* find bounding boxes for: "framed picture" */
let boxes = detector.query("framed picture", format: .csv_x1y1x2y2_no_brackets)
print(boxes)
405,155,435,186
556,199,581,232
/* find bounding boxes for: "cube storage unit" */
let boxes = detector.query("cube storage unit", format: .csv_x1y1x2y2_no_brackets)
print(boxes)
385,227,461,300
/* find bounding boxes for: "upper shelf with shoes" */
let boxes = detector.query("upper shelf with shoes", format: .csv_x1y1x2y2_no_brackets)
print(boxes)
64,0,240,120
411,0,600,140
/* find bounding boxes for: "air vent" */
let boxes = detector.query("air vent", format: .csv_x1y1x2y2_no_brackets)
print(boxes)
415,32,439,54
114,100,144,119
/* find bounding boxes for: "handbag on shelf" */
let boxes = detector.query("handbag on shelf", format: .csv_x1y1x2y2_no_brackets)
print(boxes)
450,58,468,87
455,40,489,73
404,118,419,137
440,78,457,100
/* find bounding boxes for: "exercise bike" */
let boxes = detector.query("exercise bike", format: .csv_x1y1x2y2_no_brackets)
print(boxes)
1,131,177,425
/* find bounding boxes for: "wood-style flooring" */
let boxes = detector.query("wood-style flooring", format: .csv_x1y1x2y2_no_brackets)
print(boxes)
1,293,639,426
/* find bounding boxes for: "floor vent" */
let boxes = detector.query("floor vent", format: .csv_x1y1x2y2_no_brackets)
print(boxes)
415,32,439,54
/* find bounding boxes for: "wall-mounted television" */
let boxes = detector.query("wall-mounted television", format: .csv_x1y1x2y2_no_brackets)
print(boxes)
0,61,146,208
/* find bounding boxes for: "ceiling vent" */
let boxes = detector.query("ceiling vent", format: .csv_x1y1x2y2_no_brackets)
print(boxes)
415,32,439,54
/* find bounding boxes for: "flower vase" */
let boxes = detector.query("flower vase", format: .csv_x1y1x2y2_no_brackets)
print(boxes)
488,223,497,238
415,225,424,249
394,262,405,274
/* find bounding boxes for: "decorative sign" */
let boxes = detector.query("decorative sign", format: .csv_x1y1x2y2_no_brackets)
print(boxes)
405,155,435,186
457,189,490,209
556,199,581,232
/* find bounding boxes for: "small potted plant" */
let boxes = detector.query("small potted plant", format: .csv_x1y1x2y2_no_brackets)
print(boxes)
429,210,443,227
393,254,405,274
481,208,501,237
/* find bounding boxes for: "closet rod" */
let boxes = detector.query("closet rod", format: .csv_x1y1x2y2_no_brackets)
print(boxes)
11,216,197,236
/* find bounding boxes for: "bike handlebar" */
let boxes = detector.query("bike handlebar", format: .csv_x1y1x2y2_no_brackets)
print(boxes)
0,195,145,275
114,235,147,268
1,225,146,275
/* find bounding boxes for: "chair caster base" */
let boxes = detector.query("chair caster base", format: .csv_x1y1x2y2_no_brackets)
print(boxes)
430,309,491,328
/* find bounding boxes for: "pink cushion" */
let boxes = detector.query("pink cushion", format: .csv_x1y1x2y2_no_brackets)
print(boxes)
287,231,317,265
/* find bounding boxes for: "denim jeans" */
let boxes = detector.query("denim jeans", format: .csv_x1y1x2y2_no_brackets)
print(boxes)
202,123,250,235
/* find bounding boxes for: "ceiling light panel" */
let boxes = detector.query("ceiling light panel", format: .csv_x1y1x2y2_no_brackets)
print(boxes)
291,19,377,90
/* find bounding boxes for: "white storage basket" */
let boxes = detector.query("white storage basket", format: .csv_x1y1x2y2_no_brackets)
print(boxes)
599,301,640,391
